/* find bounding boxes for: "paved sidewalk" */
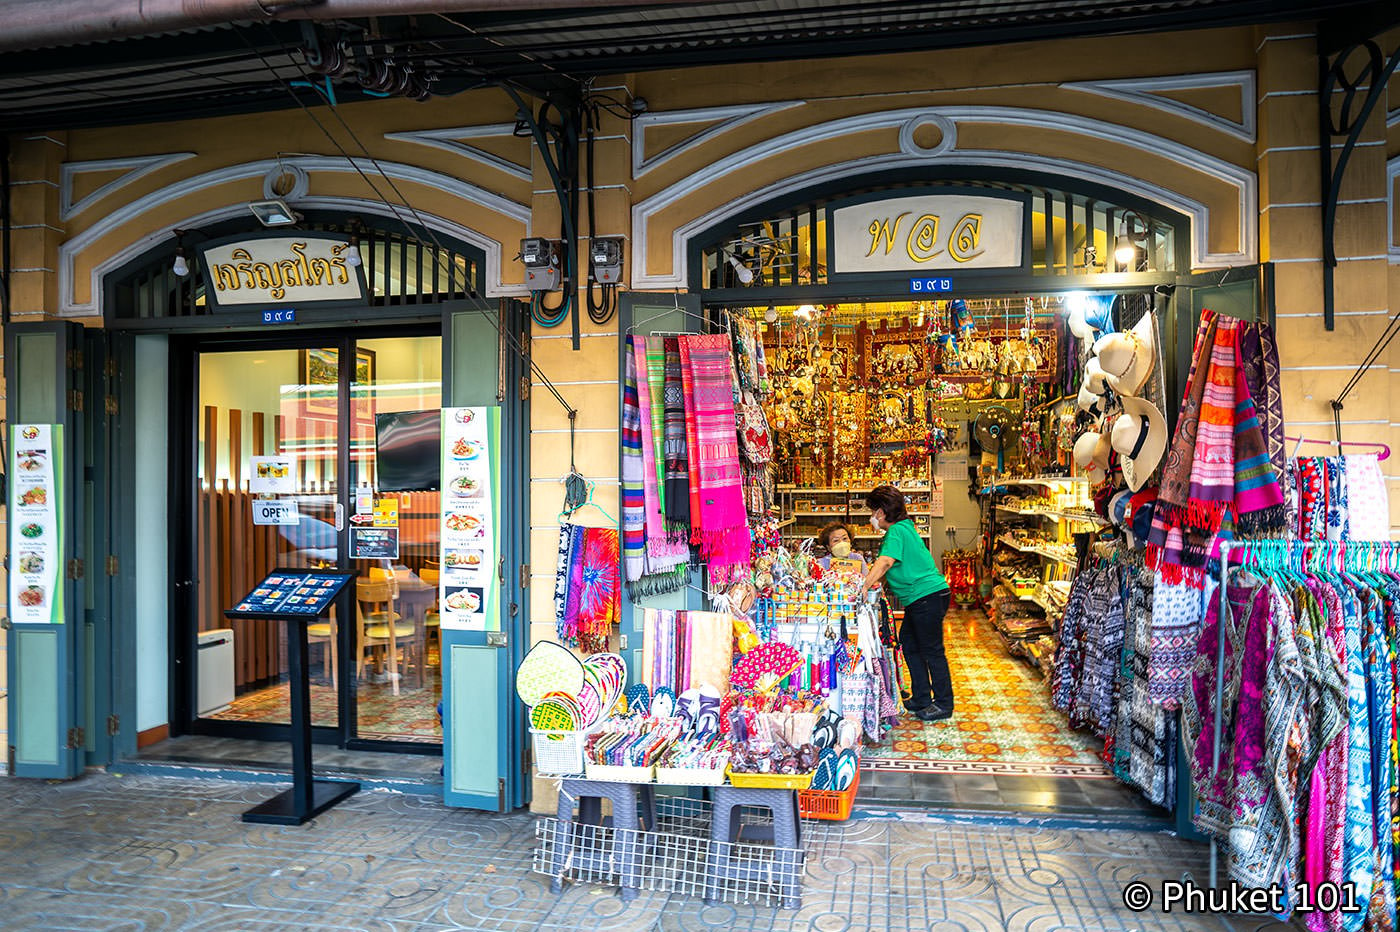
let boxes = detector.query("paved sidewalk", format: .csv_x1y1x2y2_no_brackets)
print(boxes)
0,772,1298,931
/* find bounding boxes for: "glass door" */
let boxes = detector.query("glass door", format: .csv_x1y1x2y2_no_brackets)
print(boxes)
195,344,345,731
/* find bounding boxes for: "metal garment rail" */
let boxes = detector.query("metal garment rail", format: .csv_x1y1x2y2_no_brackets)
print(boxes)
1209,538,1400,889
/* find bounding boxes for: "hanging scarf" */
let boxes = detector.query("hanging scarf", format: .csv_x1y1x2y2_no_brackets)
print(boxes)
621,338,647,584
634,337,687,564
1324,457,1348,542
1239,321,1286,478
553,523,619,654
1296,457,1328,541
1231,338,1286,535
554,522,580,638
1148,310,1219,572
662,339,690,537
622,337,686,598
679,339,704,542
680,334,752,579
645,336,671,528
1178,318,1240,578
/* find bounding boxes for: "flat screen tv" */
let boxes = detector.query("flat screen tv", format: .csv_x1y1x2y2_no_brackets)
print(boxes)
375,410,441,491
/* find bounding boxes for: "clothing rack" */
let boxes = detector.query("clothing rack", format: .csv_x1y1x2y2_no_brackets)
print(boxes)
1285,434,1391,461
1211,538,1400,888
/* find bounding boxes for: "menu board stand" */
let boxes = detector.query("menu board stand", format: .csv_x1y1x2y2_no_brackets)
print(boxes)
225,568,358,825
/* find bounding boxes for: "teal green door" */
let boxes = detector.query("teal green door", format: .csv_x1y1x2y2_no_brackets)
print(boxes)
440,299,531,810
5,321,87,778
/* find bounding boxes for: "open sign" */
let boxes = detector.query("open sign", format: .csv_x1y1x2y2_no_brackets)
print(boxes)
252,500,300,526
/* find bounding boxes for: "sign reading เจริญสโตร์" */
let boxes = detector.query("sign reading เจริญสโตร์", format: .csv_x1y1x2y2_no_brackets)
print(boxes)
831,194,1024,273
200,236,366,307
10,424,63,625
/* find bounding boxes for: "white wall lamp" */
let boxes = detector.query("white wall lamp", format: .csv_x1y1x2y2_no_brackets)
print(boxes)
172,246,190,277
725,250,755,285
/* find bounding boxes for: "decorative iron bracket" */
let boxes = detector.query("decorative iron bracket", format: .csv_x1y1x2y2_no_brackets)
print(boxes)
1317,28,1400,331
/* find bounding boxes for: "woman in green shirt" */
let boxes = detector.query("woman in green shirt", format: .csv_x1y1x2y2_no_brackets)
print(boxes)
858,485,953,721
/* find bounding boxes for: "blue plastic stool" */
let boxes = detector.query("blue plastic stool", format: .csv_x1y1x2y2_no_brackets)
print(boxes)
704,786,803,909
551,779,658,902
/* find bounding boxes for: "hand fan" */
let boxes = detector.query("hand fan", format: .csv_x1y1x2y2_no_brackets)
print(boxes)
575,682,603,727
516,641,584,707
731,642,803,692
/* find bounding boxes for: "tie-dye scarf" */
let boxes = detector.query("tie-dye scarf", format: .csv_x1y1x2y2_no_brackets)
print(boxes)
554,523,620,654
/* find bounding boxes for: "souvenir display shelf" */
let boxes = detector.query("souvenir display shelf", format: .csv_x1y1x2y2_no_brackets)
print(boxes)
775,474,935,556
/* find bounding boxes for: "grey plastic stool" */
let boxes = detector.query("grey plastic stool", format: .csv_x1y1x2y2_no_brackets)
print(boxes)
551,779,658,902
704,786,803,909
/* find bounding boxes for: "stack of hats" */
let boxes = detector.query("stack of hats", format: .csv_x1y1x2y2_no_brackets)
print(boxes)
1071,301,1166,494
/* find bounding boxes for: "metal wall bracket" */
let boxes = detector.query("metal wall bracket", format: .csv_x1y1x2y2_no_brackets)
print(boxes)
1317,23,1400,331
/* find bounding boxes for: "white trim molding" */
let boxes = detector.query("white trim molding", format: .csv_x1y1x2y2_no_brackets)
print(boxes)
631,106,1257,289
1061,70,1257,143
633,101,805,177
60,153,197,220
59,155,532,315
383,123,533,182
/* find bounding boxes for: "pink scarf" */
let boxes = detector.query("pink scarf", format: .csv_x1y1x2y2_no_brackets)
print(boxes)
633,337,688,566
679,334,751,580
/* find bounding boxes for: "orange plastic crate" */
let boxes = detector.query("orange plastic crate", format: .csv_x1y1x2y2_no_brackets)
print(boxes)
798,766,860,821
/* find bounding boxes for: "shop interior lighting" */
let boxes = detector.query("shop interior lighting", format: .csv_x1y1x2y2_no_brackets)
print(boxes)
248,198,300,227
171,247,189,277
794,304,817,321
764,306,778,323
725,251,755,285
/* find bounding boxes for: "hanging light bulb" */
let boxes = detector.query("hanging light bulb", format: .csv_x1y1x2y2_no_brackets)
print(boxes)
172,247,189,277
1114,231,1135,266
795,304,816,321
345,235,363,268
725,251,754,285
764,305,778,323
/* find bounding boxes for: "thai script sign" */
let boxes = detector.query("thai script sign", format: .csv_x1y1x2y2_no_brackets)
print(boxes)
200,235,367,308
831,194,1024,273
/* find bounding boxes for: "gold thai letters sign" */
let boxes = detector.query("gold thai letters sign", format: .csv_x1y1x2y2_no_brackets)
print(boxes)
830,194,1025,274
200,235,367,309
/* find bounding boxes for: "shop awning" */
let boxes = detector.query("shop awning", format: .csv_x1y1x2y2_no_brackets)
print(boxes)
0,0,1391,131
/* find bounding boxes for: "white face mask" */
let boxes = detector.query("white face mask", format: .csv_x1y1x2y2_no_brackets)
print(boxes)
830,540,852,559
869,513,881,532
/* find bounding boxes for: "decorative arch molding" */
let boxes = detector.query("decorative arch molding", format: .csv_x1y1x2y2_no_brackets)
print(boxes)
60,152,197,221
631,106,1256,289
632,101,805,177
59,155,531,315
1060,70,1257,143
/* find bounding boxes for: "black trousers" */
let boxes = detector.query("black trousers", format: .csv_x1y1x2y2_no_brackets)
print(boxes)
900,589,953,709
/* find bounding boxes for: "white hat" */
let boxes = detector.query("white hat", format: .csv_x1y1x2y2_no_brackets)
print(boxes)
1093,311,1157,397
1073,430,1111,485
1076,357,1111,415
1076,383,1108,418
1111,395,1167,492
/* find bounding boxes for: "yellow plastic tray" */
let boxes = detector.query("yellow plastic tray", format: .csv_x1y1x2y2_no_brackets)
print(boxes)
724,766,814,790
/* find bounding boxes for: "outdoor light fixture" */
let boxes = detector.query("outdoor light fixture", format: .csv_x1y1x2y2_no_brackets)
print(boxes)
589,236,624,284
172,247,189,277
248,198,300,227
520,237,561,291
725,251,755,285
345,235,363,268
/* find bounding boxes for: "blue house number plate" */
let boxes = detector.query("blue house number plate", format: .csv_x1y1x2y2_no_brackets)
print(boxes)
909,278,953,293
262,309,297,324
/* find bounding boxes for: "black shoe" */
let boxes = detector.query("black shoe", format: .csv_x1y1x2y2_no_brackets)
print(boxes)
903,701,930,715
917,704,953,722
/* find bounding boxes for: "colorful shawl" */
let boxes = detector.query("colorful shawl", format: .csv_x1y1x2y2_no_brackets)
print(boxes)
1178,317,1240,577
554,523,619,653
679,340,704,542
680,334,752,579
662,339,690,537
634,337,688,564
1239,321,1286,477
1231,340,1286,535
622,337,687,598
1148,310,1219,573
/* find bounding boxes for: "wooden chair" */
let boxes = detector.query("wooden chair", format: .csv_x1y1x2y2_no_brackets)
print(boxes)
306,612,337,689
419,567,441,658
356,577,417,696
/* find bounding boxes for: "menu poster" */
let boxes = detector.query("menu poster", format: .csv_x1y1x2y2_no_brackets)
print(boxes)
439,407,499,631
9,424,63,625
250,456,295,494
228,571,354,618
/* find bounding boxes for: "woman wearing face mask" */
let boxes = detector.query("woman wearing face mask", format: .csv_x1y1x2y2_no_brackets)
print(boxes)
858,484,953,721
816,522,868,574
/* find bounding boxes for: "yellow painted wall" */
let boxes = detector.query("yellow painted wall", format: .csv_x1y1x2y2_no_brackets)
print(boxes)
8,21,1400,766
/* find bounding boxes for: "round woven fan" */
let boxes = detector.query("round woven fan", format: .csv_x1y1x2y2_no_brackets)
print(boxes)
974,404,1019,474
731,641,803,692
516,641,584,707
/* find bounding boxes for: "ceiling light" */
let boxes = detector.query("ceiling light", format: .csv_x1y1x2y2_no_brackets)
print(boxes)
764,306,778,323
345,235,362,268
249,198,300,227
172,247,189,277
725,252,754,285
795,304,816,321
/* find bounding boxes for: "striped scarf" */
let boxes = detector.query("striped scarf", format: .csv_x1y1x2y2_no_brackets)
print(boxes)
680,339,704,542
1232,334,1286,535
1178,317,1241,577
622,336,687,598
680,334,752,581
662,339,690,537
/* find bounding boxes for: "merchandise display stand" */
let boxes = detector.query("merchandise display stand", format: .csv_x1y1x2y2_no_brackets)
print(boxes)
225,568,359,825
552,778,659,902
